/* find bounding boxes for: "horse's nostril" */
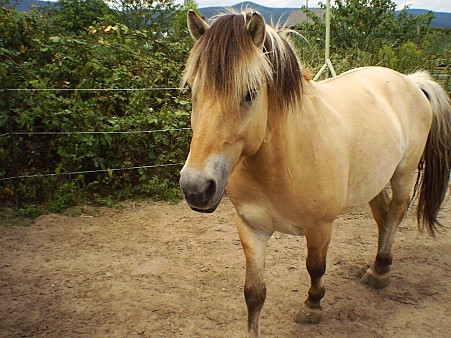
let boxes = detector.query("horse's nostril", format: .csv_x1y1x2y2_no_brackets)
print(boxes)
204,179,217,200
180,176,218,208
179,161,230,212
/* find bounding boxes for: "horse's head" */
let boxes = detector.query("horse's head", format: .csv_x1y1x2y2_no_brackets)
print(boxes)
179,10,303,212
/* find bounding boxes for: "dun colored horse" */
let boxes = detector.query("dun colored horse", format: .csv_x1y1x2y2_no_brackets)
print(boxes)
179,9,451,337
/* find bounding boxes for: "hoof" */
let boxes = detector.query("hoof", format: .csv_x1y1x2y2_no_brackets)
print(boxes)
361,268,390,289
295,303,323,324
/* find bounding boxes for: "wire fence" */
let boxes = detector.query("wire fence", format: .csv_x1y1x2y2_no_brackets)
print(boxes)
0,127,190,182
2,87,187,92
0,128,191,137
1,87,191,185
0,163,184,182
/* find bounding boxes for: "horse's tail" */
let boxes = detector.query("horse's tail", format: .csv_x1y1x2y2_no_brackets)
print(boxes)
409,71,451,236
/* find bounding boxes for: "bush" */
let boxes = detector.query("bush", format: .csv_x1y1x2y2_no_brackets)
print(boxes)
0,1,195,210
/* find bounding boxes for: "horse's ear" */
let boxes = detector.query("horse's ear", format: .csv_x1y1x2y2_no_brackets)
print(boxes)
187,10,210,41
247,12,266,48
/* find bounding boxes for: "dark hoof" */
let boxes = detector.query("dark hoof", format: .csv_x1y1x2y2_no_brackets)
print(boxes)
361,268,390,289
295,303,323,324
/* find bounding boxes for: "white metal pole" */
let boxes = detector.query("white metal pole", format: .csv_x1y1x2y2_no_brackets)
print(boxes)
314,0,336,80
325,0,331,66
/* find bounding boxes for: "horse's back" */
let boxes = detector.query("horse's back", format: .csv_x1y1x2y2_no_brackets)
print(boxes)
310,67,433,209
318,67,431,119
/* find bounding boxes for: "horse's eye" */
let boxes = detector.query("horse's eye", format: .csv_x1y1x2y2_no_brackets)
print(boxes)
241,89,258,108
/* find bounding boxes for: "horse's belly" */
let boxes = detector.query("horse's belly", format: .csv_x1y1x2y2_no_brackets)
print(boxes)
344,169,395,209
344,126,405,208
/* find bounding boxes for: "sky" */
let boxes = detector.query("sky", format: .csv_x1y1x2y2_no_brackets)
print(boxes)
191,0,451,13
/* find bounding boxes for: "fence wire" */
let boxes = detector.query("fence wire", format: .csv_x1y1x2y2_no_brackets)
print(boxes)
1,87,191,184
0,128,191,137
2,87,187,92
0,163,184,182
1,126,191,181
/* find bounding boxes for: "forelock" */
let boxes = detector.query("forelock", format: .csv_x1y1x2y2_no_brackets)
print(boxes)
182,9,303,112
183,12,272,104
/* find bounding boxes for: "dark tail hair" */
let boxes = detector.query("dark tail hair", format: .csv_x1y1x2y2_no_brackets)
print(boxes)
409,71,451,236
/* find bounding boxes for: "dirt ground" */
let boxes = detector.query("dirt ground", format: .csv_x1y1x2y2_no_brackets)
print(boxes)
1,195,450,337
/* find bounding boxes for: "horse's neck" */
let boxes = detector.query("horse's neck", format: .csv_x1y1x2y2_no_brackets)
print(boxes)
245,87,327,174
242,107,305,172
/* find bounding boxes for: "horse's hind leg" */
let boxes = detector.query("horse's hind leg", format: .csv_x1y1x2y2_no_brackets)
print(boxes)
362,173,412,289
362,189,393,289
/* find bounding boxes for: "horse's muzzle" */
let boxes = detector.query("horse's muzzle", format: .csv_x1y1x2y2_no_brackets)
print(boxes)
179,155,232,213
189,199,222,213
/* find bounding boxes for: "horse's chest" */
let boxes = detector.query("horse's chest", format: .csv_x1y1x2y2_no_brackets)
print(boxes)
233,201,305,236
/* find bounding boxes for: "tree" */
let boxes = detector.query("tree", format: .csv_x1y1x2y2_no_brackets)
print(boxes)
50,0,115,35
109,0,177,33
296,0,435,73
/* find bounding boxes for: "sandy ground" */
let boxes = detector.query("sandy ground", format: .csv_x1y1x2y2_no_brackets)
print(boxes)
0,196,450,337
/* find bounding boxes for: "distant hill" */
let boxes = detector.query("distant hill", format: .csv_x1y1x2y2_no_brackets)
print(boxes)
400,8,451,29
4,0,53,12
4,0,451,29
198,1,295,25
198,1,451,29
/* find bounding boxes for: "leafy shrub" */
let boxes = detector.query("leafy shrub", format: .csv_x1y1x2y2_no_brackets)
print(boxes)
0,1,195,210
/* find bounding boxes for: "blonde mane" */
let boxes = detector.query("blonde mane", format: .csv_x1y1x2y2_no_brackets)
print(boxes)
182,9,304,112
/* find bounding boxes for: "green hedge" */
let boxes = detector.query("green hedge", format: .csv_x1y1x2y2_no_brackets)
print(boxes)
0,2,194,212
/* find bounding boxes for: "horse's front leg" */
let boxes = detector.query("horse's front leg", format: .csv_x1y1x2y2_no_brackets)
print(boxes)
235,212,273,338
295,221,332,324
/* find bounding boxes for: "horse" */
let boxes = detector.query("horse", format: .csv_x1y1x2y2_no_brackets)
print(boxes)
179,9,451,337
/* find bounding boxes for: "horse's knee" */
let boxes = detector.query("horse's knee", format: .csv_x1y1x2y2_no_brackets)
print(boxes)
244,282,266,315
306,261,326,280
244,282,266,336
